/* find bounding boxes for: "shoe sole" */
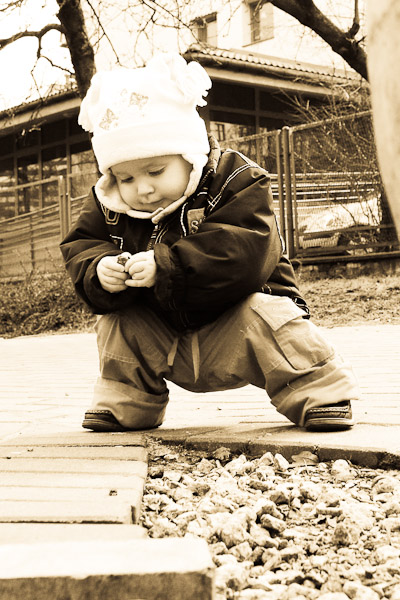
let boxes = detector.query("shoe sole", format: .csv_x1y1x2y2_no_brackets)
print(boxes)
82,419,127,432
305,417,354,432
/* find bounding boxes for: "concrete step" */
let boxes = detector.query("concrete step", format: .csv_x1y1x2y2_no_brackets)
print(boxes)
0,536,215,600
0,432,148,524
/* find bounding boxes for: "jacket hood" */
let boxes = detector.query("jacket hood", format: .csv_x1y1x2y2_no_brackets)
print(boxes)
94,152,209,224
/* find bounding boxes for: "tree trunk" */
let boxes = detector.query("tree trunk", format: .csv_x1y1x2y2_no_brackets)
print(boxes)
56,0,95,98
367,0,400,238
270,0,368,80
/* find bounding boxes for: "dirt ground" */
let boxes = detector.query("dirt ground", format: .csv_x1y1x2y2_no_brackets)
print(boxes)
297,273,400,328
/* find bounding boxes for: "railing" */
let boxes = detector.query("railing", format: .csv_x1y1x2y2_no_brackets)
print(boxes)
0,177,86,278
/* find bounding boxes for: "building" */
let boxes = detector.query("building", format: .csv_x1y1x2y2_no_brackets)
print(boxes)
0,1,363,221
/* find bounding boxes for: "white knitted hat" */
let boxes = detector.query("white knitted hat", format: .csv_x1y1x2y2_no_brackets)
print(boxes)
79,53,211,173
78,53,211,221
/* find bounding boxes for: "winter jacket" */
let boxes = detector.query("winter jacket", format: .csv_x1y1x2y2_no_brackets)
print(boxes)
60,136,308,331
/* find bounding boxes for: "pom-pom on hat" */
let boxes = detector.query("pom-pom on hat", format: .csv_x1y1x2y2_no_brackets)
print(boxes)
78,53,211,174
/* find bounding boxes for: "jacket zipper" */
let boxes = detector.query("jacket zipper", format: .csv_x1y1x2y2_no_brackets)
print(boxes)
146,223,160,251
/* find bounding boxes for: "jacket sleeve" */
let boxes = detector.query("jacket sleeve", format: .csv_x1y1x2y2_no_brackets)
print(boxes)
60,192,138,313
153,158,283,311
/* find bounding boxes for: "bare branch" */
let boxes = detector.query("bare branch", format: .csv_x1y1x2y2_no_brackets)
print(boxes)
0,24,64,50
347,0,360,38
141,0,192,33
84,0,122,64
269,0,368,80
40,54,75,77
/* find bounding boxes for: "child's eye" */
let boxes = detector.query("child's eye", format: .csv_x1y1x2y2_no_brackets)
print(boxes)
149,168,165,177
120,176,133,183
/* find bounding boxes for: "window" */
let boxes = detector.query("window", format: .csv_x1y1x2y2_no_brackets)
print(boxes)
209,110,256,142
42,145,67,207
70,141,97,198
247,1,274,44
191,13,218,47
0,157,15,219
42,120,65,145
17,154,39,214
0,134,14,157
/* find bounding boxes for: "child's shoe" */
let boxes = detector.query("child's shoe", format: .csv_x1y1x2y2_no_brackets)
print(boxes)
82,410,127,432
304,400,354,431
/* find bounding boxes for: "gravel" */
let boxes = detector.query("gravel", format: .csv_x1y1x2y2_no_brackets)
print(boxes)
140,440,400,600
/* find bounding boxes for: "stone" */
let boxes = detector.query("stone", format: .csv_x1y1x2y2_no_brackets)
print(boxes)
383,501,400,516
259,452,275,466
195,458,215,474
372,476,399,494
225,455,249,475
343,580,380,600
331,459,354,482
299,481,320,501
269,485,291,505
372,544,400,564
213,447,231,461
332,519,361,546
229,541,253,562
291,451,319,466
220,519,249,548
274,453,290,471
390,584,400,600
279,545,303,561
249,523,274,548
215,561,250,592
237,589,275,599
255,498,283,520
260,513,286,534
318,595,349,600
380,517,400,532
261,548,281,570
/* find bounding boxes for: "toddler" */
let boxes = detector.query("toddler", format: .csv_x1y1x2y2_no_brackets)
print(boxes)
61,53,359,432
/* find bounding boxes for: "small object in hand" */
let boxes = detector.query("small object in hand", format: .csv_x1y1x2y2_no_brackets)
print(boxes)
117,255,129,267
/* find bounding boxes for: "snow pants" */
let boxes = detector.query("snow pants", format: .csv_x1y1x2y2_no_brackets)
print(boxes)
90,293,359,429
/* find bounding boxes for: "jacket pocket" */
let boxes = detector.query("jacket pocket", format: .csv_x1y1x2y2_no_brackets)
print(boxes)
252,296,334,371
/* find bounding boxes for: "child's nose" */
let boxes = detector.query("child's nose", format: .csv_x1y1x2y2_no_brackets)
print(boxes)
137,178,154,198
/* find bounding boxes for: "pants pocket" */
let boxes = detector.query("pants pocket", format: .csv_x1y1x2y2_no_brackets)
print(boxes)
252,296,334,371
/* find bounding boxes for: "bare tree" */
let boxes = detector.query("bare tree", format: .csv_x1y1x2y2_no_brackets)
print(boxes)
56,0,95,97
0,0,367,103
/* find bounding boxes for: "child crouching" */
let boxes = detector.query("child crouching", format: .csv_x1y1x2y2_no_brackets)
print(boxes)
60,52,358,432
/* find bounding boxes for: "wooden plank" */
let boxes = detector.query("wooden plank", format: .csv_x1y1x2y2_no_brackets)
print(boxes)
0,446,147,461
0,471,146,490
0,499,133,524
0,486,140,504
0,458,147,476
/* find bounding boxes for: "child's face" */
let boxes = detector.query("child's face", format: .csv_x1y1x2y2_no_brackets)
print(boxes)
111,155,192,213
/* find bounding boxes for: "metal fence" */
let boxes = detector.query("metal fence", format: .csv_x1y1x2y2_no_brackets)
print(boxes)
0,111,399,278
228,110,399,261
287,111,398,261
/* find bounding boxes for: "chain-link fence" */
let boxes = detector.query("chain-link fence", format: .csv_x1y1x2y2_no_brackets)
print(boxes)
224,111,399,260
225,130,285,239
288,111,398,259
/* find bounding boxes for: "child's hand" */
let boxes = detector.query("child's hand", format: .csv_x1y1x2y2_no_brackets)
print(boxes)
96,253,131,293
125,250,156,288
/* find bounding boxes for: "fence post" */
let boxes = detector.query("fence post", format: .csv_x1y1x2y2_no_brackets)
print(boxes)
58,176,70,240
275,130,286,245
282,126,295,259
